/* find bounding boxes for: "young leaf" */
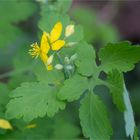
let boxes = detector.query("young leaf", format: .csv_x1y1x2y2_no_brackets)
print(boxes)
6,82,65,122
79,92,113,139
75,41,97,77
57,75,88,102
107,69,125,112
123,84,136,140
99,41,140,73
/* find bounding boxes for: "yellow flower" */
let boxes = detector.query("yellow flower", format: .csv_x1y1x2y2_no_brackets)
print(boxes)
29,22,65,70
46,22,65,50
0,119,13,130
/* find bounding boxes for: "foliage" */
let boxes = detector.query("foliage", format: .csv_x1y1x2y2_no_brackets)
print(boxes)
0,0,139,139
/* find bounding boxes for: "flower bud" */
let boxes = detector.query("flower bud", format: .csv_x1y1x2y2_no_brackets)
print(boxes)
55,64,63,70
66,65,73,70
70,53,77,61
66,42,77,47
64,56,70,64
65,25,74,37
47,55,54,65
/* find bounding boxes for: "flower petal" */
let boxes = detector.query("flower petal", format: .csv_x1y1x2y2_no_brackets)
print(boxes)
50,22,62,43
40,52,48,64
0,119,12,130
51,40,65,51
40,32,50,54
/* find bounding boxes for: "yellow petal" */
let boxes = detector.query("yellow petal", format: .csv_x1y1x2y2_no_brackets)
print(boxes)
40,52,48,64
0,119,13,130
50,22,62,43
40,32,50,54
51,40,65,51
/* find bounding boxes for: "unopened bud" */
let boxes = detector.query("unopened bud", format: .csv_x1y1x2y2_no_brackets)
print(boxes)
70,53,77,61
66,42,77,47
47,55,54,65
66,65,73,70
55,64,63,70
65,25,74,37
64,56,70,64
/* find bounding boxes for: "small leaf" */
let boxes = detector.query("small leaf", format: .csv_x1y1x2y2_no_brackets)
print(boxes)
79,92,113,139
57,75,88,102
6,82,65,122
123,84,136,140
107,69,125,112
99,41,140,73
75,41,97,77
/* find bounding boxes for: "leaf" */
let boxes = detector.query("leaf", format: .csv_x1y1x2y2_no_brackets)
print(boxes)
107,69,125,112
99,41,140,73
6,82,65,122
57,75,88,102
123,84,136,140
75,41,97,77
79,92,113,139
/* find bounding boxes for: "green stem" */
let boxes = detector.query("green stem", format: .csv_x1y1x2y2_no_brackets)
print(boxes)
56,52,69,79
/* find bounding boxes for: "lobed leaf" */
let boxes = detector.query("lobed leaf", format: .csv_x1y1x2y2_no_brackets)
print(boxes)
6,82,65,122
75,41,97,77
79,92,113,139
99,41,140,73
57,75,88,102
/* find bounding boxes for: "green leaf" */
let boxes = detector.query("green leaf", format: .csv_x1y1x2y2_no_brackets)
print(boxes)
6,82,65,122
107,69,125,112
99,41,140,73
123,84,136,140
75,41,97,77
57,75,88,102
79,92,113,139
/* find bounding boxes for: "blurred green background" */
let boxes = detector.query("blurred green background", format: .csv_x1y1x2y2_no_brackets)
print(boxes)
0,0,140,139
